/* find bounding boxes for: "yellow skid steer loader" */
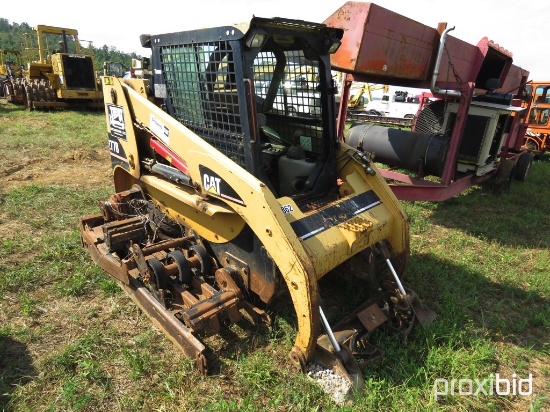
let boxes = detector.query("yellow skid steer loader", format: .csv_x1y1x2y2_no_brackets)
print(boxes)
79,15,435,398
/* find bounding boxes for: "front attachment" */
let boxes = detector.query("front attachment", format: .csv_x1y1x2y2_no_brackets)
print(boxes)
307,252,436,404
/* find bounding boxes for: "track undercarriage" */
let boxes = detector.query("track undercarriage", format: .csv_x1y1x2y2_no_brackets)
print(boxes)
80,186,273,375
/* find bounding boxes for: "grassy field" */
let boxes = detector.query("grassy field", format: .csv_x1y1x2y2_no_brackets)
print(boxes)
0,99,549,412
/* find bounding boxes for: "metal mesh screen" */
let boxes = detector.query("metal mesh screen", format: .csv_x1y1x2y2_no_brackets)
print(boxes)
253,50,322,118
252,50,324,156
160,41,246,166
414,100,447,136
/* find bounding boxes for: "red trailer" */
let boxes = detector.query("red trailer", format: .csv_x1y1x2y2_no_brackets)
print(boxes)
325,2,534,201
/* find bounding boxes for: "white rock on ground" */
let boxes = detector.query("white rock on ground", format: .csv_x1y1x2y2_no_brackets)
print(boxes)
306,362,352,405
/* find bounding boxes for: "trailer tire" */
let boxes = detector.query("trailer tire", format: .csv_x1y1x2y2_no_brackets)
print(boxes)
514,151,534,182
493,159,516,195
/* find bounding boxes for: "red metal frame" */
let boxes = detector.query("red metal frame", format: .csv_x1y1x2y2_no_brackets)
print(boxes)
326,1,531,201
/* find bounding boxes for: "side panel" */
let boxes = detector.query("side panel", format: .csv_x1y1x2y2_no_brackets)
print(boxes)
325,2,440,81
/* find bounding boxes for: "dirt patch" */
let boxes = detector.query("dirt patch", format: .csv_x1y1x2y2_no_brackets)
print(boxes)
0,97,112,192
496,342,548,411
0,148,112,191
0,109,113,243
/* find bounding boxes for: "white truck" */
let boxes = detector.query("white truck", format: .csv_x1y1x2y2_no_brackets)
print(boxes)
366,89,423,119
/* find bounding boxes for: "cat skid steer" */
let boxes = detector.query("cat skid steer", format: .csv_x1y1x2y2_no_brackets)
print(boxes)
79,14,434,399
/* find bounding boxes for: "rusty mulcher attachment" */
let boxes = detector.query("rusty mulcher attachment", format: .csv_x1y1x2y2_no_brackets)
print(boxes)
79,186,270,375
313,246,434,378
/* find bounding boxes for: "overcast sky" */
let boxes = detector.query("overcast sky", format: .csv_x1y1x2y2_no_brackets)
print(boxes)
3,0,547,80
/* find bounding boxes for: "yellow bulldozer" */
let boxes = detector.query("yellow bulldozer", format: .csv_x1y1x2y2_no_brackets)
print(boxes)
3,25,103,110
79,13,434,399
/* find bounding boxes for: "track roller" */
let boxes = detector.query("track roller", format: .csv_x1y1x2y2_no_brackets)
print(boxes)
166,249,191,286
147,257,169,306
188,244,212,275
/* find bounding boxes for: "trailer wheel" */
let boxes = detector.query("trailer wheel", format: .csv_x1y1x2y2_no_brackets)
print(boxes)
514,151,534,182
493,159,516,195
524,139,539,153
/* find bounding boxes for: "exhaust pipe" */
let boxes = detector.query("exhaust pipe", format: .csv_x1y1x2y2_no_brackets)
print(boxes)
430,26,462,98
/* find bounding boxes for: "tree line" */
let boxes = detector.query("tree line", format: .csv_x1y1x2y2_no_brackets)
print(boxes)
0,18,141,72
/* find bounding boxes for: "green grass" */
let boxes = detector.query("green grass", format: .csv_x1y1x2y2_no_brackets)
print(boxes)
0,104,105,155
0,100,548,411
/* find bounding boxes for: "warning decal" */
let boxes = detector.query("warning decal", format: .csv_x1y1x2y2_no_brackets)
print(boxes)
107,104,127,141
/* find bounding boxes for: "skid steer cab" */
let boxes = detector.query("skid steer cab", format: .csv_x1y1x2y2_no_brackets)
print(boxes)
79,15,434,401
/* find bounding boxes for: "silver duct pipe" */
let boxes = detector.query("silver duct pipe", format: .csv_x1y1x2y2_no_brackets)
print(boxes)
430,26,462,98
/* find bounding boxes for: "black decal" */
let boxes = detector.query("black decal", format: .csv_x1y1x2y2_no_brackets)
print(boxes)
107,103,127,141
108,133,128,169
291,191,381,240
199,165,245,206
